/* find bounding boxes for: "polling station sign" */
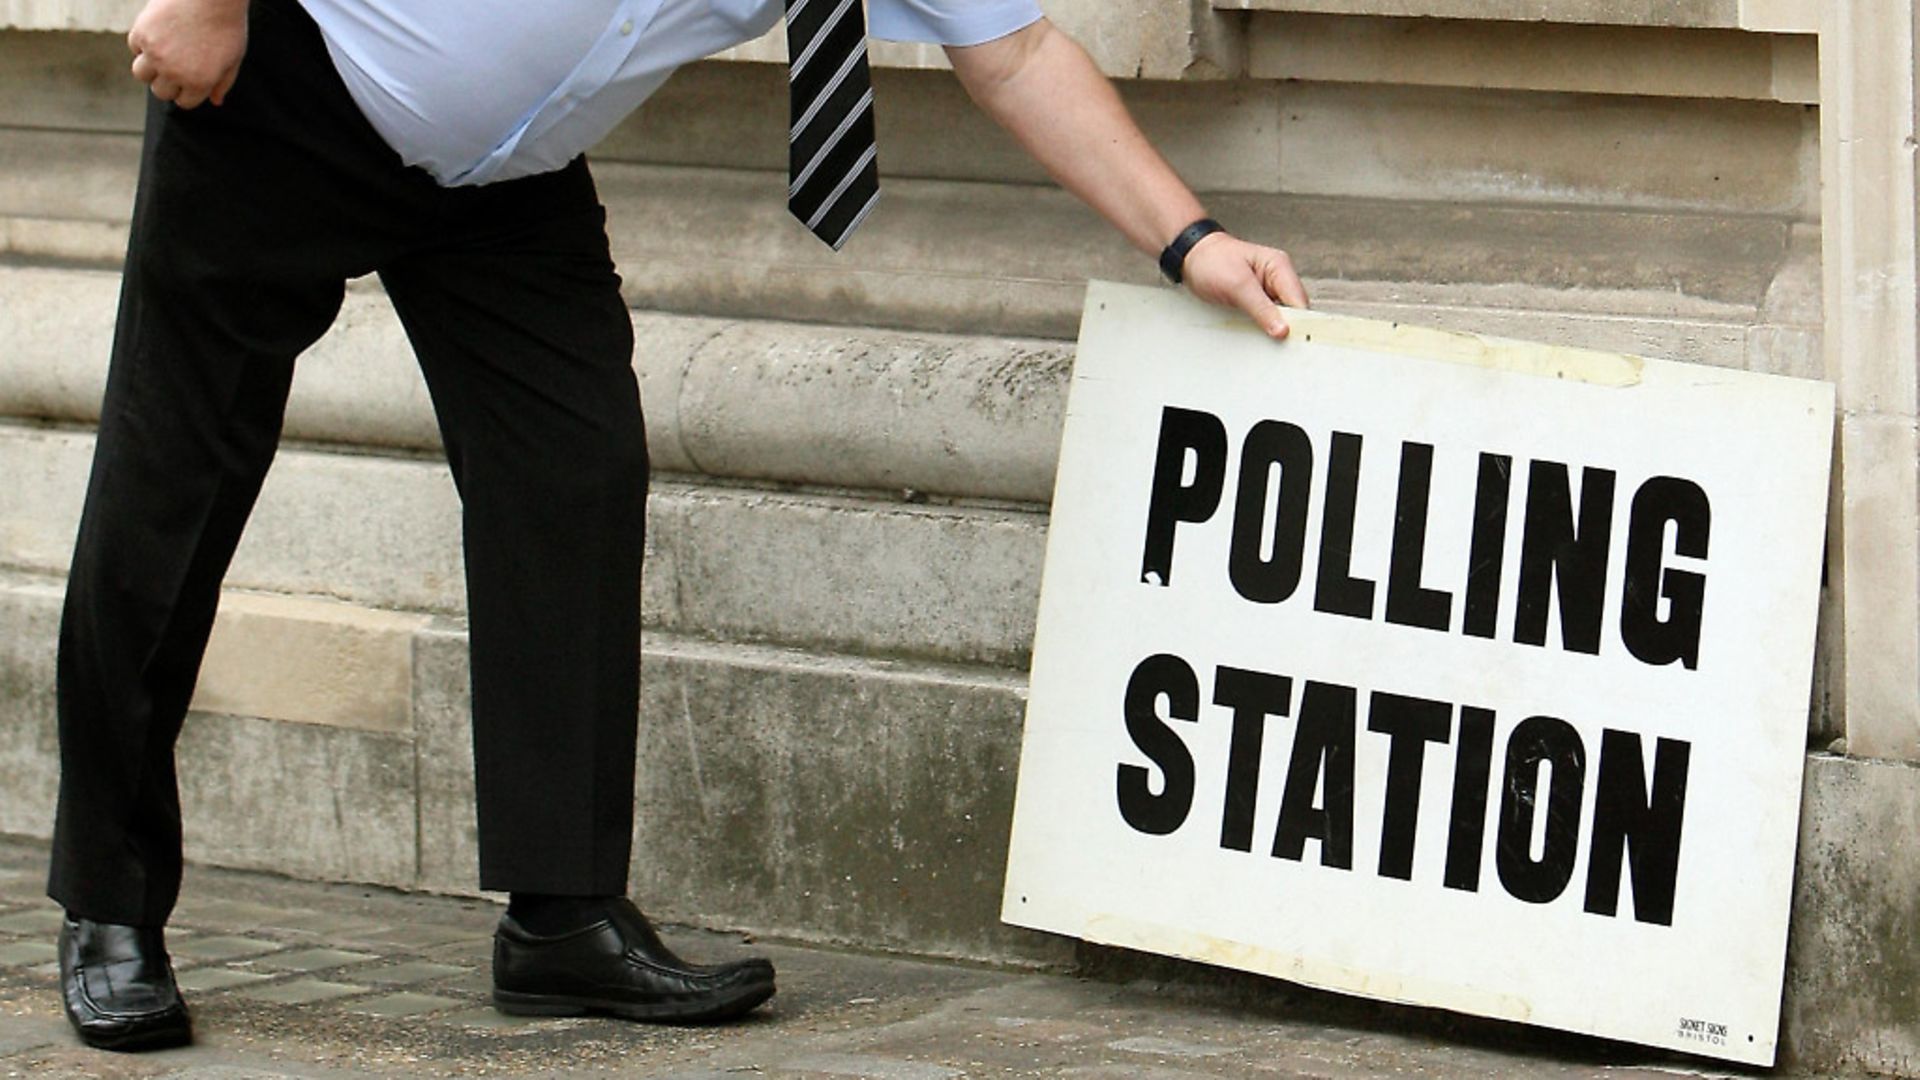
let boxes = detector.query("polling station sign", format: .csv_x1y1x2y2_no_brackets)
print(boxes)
1002,282,1833,1066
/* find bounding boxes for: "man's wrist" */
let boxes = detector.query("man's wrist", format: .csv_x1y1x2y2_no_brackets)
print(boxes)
1158,218,1224,285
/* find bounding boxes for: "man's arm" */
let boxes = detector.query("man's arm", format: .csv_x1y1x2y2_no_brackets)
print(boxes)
946,19,1308,339
127,0,249,110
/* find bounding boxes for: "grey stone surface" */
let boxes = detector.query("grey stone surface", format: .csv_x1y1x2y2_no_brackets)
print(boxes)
235,979,369,1006
0,142,1803,340
356,961,469,987
171,936,282,964
0,941,54,967
176,968,273,993
643,486,1046,667
174,712,417,892
0,835,1722,1078
414,623,1070,967
1223,0,1744,28
1783,753,1920,1076
253,949,380,975
0,575,61,842
0,270,1073,502
409,622,482,899
0,435,1048,664
657,320,1071,502
0,424,468,614
627,637,1057,966
345,992,463,1019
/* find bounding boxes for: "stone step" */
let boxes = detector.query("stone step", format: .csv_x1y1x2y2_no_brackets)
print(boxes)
0,265,1815,505
0,422,1046,666
0,572,1060,965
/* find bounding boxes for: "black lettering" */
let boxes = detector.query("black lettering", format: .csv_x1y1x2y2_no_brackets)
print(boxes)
1462,454,1512,639
1140,407,1229,588
1368,692,1452,881
1116,654,1200,836
1584,730,1691,926
1620,477,1711,670
1495,715,1587,904
1385,442,1453,631
1514,462,1616,655
1228,421,1315,604
1444,705,1497,891
1313,432,1376,620
1213,666,1294,852
1272,681,1356,869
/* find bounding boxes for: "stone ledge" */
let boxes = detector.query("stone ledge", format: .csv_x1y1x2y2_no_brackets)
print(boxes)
0,424,1049,665
1215,0,1817,33
0,263,1818,499
411,624,1065,965
1784,753,1920,1073
1249,14,1819,104
0,572,418,885
192,592,431,736
0,571,1067,965
0,102,1811,337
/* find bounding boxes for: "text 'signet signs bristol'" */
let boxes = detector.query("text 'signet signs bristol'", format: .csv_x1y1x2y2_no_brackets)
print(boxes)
1002,282,1834,1066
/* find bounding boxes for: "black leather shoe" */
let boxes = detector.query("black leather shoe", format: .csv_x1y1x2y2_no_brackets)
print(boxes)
58,915,192,1052
493,899,774,1022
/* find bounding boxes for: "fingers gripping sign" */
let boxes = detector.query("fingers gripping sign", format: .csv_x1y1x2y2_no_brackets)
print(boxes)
1180,232,1312,341
127,0,250,109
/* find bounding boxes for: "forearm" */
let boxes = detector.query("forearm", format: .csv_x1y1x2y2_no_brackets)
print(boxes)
947,21,1204,257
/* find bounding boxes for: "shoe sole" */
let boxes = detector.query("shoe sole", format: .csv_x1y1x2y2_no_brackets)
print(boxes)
493,980,775,1024
68,1012,192,1053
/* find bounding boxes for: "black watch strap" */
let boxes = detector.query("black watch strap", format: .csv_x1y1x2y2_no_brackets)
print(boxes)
1159,218,1225,285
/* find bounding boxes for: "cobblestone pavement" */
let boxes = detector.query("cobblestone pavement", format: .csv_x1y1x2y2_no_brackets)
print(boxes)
0,839,1745,1079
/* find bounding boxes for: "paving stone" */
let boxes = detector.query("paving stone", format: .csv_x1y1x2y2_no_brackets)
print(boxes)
176,967,274,992
171,935,282,963
0,908,64,935
783,1055,965,1080
345,992,464,1019
172,898,309,929
153,1060,349,1068
0,941,56,967
252,948,379,974
1109,1036,1229,1059
235,978,367,1005
437,1007,584,1033
358,923,490,950
0,1009,64,1055
358,960,470,987
257,909,388,936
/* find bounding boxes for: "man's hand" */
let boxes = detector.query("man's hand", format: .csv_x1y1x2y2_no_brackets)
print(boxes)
1181,233,1310,340
128,0,249,110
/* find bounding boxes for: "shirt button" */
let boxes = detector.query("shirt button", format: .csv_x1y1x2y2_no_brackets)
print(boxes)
620,18,634,34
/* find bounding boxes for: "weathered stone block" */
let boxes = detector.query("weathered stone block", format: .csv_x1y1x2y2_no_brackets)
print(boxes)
175,710,417,890
1275,82,1815,218
0,576,420,889
0,574,61,842
645,486,1046,668
629,636,1065,965
410,620,479,897
411,623,1070,966
1784,753,1920,1074
192,592,430,735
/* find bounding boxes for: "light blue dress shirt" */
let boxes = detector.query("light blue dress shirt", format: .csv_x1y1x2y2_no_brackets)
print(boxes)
296,0,1045,187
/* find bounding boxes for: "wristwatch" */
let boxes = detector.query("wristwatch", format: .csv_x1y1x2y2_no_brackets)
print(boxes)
1159,218,1225,285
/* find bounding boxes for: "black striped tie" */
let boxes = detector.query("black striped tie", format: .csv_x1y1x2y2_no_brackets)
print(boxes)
785,0,880,250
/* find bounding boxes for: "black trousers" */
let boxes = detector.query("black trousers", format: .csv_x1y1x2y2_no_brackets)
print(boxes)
47,0,647,926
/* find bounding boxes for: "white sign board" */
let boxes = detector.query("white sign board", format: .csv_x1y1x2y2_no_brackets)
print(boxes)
1003,282,1834,1066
